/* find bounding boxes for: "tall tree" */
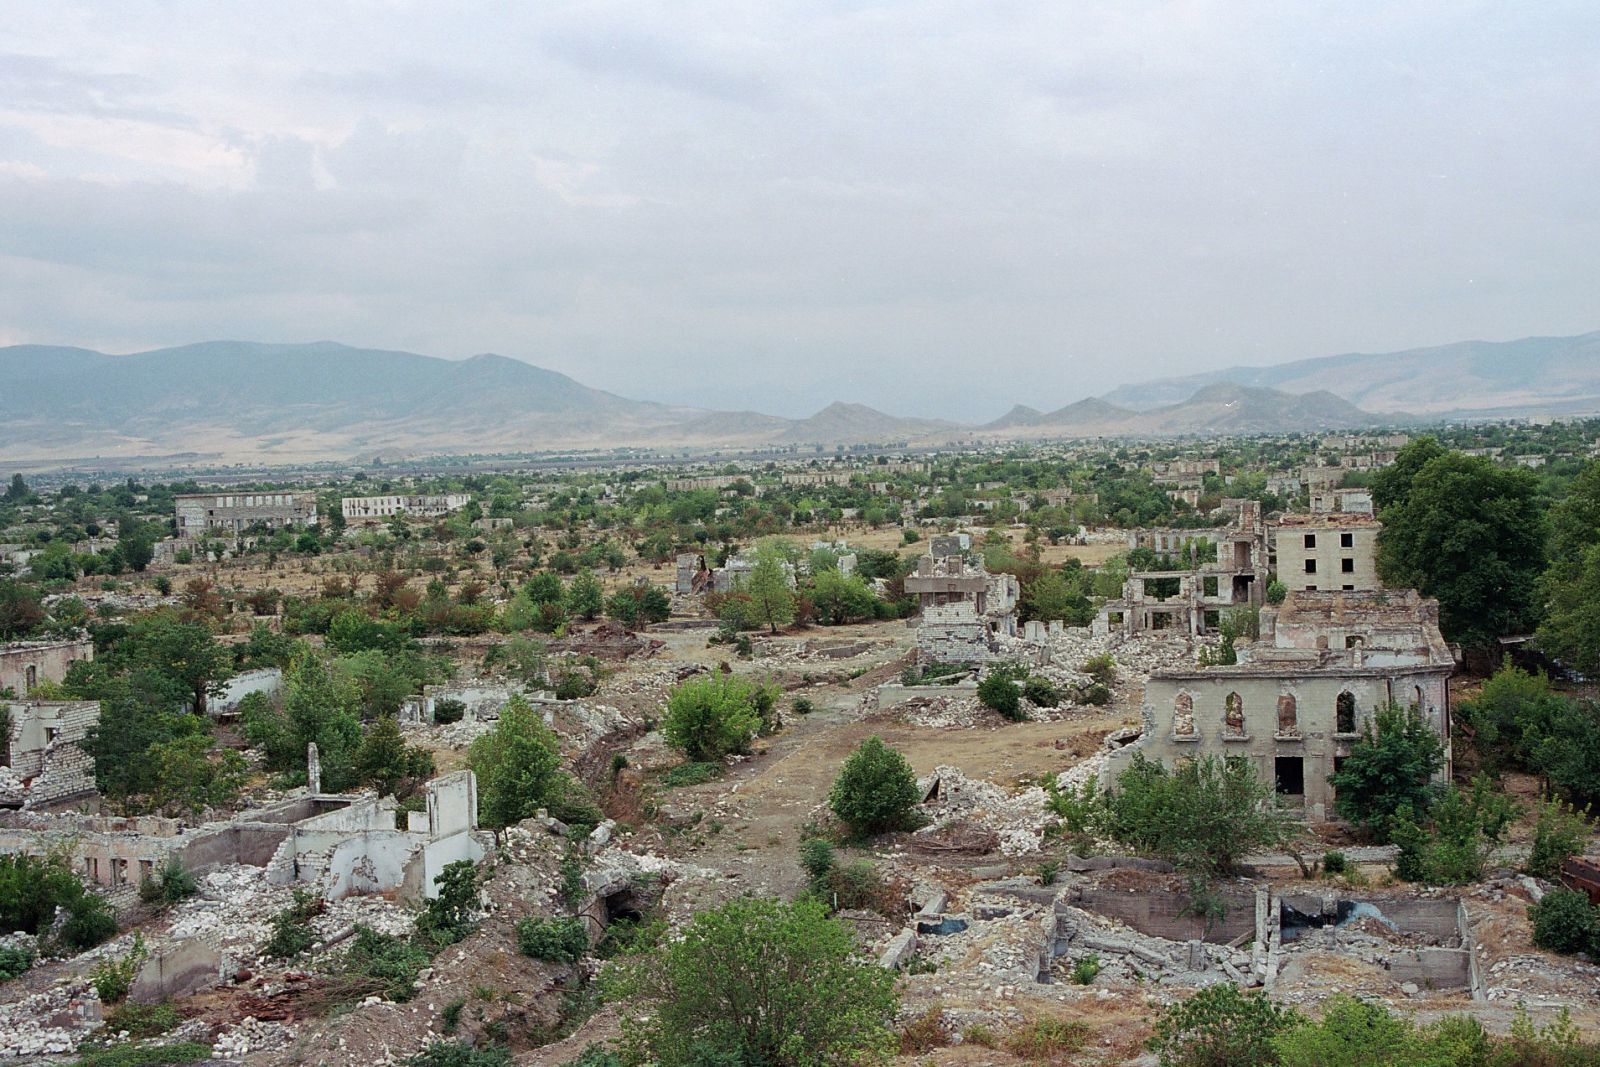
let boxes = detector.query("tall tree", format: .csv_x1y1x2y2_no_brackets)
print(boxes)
1376,452,1545,645
1369,436,1446,513
744,540,796,634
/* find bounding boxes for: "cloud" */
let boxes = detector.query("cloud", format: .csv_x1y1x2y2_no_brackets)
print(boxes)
0,3,1597,420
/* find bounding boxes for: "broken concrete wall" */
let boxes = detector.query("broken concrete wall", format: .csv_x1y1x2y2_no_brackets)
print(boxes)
129,938,224,1004
208,668,283,716
0,638,93,697
1063,883,1256,944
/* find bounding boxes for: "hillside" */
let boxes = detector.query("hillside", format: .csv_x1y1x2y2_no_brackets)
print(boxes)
1101,331,1600,415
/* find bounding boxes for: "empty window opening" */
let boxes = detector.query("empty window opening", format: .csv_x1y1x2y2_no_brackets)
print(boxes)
1304,534,1317,548
1336,692,1357,734
1275,757,1305,797
1341,558,1355,573
1340,532,1354,548
1304,559,1317,573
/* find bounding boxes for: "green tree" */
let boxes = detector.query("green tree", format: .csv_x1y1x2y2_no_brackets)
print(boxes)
0,580,44,640
354,714,436,799
662,674,766,762
113,612,233,715
466,695,588,830
808,569,877,626
246,654,362,790
2,474,27,502
743,540,796,634
1368,436,1446,512
1272,995,1446,1067
1535,543,1600,679
143,734,249,816
1328,703,1445,842
1023,568,1092,626
566,569,604,621
828,736,921,837
1102,753,1294,877
604,896,898,1067
1375,451,1545,645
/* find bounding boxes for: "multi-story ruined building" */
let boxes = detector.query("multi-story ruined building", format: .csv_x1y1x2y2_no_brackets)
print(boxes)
174,492,318,539
1,699,100,809
1106,589,1454,820
1273,513,1382,592
0,636,93,697
905,551,1022,664
340,494,470,522
1096,501,1268,637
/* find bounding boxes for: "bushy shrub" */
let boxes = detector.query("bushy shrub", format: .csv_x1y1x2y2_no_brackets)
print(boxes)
137,857,197,907
1525,797,1591,878
0,852,117,951
263,889,324,959
416,861,479,948
660,761,724,787
1321,851,1348,876
402,1040,511,1067
1077,682,1112,706
1022,675,1060,708
662,674,768,762
344,924,431,1002
792,697,814,715
1004,1018,1089,1059
517,916,588,963
602,896,898,1067
1081,654,1117,687
1070,954,1101,985
977,662,1028,721
566,1045,624,1067
819,860,897,915
0,944,35,981
828,736,921,837
798,838,836,886
432,698,466,725
1529,889,1600,956
1148,983,1299,1067
89,934,147,1004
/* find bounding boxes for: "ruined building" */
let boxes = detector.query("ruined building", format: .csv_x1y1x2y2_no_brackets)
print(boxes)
1095,500,1268,637
0,635,93,696
1106,588,1454,820
1272,513,1382,592
174,492,319,539
340,494,471,522
0,699,100,810
905,551,1022,664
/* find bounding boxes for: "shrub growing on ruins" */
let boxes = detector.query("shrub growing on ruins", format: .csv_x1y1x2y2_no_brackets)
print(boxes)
0,852,116,951
89,933,147,1004
401,1044,512,1067
662,674,766,762
603,895,898,1067
1265,579,1287,605
137,857,197,907
1102,753,1293,878
1022,675,1060,708
344,924,431,1001
516,916,588,963
0,945,35,982
263,888,324,960
1327,703,1445,842
1525,797,1592,878
1529,889,1600,956
1081,654,1117,687
416,861,480,948
432,698,467,725
1147,983,1299,1067
467,696,593,831
977,662,1027,721
798,837,836,888
828,736,921,838
355,713,436,799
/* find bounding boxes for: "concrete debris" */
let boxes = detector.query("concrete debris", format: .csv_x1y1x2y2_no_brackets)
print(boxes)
915,766,1051,856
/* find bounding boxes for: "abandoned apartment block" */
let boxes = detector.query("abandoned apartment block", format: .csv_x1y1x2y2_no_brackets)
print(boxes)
1273,513,1382,592
173,492,319,539
1107,588,1454,820
339,494,471,523
1095,500,1268,637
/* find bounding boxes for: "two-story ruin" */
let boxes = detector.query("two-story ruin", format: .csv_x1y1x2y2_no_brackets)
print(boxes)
0,636,93,697
174,492,319,539
905,543,1022,664
1106,588,1454,820
1273,513,1382,593
339,494,471,523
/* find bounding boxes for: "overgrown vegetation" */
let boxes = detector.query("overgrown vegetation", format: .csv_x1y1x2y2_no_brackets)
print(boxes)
828,736,921,837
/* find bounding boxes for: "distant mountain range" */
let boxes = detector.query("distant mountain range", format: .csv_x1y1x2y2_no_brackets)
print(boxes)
1101,331,1600,416
1,331,1596,467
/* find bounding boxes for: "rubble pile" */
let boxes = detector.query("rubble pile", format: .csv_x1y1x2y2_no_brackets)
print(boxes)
914,767,1051,856
211,1017,294,1060
0,986,99,1059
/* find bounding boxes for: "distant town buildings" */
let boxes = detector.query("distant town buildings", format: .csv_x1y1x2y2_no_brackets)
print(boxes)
340,494,471,523
174,492,318,539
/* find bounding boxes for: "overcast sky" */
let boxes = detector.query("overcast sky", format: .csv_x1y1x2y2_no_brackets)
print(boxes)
2,3,1597,421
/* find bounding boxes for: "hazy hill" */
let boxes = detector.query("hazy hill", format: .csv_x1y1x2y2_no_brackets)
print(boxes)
774,402,958,445
1101,331,1600,416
